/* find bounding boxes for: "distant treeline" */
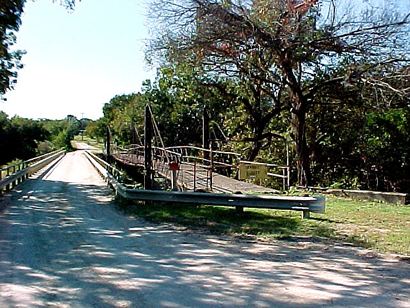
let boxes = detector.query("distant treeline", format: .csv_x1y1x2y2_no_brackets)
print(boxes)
0,112,86,165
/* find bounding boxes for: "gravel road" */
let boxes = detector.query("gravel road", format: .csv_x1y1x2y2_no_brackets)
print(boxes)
0,151,409,307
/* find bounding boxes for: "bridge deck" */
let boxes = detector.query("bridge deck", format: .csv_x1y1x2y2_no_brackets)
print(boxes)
113,153,278,194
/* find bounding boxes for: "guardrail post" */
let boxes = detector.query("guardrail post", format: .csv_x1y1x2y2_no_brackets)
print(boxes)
171,170,178,191
209,144,213,191
302,210,310,219
235,206,244,213
16,164,20,185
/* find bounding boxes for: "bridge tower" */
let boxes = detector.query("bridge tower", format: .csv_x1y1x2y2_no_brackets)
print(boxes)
144,104,154,189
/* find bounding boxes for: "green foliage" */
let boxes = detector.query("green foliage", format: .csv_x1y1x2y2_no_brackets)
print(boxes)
84,118,106,142
0,112,82,165
309,104,410,192
147,64,228,146
360,109,410,192
0,111,50,164
0,0,25,98
52,127,76,150
101,93,143,146
99,64,230,148
49,116,81,150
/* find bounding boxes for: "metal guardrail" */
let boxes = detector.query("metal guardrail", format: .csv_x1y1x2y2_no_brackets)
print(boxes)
85,150,325,218
0,149,65,194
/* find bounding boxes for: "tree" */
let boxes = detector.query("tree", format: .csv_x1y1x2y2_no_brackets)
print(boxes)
0,0,25,98
148,0,410,186
144,64,230,147
0,112,50,164
84,119,106,142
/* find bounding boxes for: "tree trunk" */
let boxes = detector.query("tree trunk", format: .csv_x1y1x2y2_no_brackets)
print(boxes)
291,109,311,187
247,139,263,161
246,120,265,161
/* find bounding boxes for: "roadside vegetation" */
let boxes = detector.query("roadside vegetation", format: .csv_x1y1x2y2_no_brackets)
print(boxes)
120,196,410,256
0,111,87,166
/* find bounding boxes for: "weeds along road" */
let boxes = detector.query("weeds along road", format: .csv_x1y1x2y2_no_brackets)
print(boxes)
0,151,409,307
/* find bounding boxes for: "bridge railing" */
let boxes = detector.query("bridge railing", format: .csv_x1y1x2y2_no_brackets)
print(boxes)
165,146,242,191
86,149,325,219
85,150,125,181
167,146,290,190
0,149,65,195
166,145,241,169
111,144,186,187
111,144,290,191
151,147,182,180
111,144,144,166
238,160,290,190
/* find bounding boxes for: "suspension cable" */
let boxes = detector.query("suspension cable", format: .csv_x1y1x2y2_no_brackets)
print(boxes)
147,104,169,163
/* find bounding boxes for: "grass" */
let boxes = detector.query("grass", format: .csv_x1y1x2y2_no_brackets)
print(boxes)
118,196,410,256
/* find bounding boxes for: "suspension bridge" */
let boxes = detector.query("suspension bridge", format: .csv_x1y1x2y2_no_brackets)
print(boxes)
107,105,290,194
1,105,325,219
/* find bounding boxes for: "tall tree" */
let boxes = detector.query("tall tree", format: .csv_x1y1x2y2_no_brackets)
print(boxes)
148,0,410,186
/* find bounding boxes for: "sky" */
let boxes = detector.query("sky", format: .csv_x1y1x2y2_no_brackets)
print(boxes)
0,0,155,120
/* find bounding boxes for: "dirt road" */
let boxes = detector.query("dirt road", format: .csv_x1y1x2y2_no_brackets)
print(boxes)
0,151,409,307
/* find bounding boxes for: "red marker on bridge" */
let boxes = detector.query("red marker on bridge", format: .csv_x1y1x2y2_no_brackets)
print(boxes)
169,161,180,171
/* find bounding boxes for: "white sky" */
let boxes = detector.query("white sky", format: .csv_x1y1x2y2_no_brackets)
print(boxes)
0,0,155,120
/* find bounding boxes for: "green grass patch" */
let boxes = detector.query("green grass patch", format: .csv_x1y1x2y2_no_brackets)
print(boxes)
118,196,410,256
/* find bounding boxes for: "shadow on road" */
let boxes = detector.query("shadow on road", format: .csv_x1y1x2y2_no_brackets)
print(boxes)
0,177,408,307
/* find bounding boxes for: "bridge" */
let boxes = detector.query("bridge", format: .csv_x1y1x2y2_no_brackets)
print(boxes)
79,104,324,218
0,104,325,218
108,105,290,195
111,144,287,194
